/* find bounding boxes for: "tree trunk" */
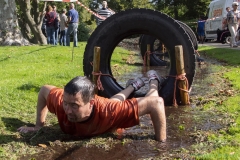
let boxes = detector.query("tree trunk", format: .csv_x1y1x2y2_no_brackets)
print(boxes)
0,0,29,46
17,0,47,45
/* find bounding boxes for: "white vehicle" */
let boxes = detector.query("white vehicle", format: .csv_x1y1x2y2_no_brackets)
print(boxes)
205,0,239,40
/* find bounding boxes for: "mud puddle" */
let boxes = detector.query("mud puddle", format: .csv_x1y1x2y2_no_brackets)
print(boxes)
19,48,230,159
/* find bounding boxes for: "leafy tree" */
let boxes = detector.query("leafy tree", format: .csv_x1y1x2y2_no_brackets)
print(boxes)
184,0,211,19
15,0,47,44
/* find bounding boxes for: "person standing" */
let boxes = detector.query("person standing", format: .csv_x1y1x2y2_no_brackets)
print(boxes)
45,5,56,45
227,2,240,47
196,16,206,44
66,3,79,47
59,9,68,46
97,1,113,26
53,5,60,45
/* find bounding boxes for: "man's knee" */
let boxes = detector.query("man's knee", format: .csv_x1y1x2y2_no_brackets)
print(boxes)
147,96,164,107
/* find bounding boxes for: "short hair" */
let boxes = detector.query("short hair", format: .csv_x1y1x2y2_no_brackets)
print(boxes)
232,2,239,7
46,5,53,12
70,3,75,8
64,76,95,104
102,1,107,7
62,9,66,13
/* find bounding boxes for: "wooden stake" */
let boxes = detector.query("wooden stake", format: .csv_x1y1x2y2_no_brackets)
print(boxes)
93,46,101,94
147,44,150,67
175,45,189,105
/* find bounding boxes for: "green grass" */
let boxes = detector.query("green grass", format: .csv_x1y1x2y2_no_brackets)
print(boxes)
0,43,133,159
194,46,240,159
1,44,240,159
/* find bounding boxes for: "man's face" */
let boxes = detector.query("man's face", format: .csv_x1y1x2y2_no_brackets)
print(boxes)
63,92,93,122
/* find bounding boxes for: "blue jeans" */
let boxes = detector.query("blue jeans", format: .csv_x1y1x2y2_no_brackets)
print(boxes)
66,23,78,47
59,29,67,46
46,26,56,45
55,28,59,45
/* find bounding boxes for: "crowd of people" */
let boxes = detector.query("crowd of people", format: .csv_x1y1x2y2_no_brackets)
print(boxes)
42,3,79,47
197,2,240,47
41,1,114,47
217,2,240,47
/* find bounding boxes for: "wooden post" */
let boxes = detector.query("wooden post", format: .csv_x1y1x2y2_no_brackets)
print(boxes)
162,44,165,60
147,44,150,67
93,46,101,94
175,45,189,105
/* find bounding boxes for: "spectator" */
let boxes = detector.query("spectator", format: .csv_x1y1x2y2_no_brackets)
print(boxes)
66,3,79,47
53,5,60,45
97,1,113,26
59,9,68,46
196,16,206,44
227,2,240,47
41,16,47,38
217,7,231,42
44,5,56,45
17,70,167,142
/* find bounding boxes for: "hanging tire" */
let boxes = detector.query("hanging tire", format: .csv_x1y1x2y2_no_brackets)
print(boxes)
139,21,198,66
177,21,198,50
83,9,196,106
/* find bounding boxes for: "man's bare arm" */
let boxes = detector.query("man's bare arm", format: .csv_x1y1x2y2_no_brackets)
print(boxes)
17,85,55,133
137,96,166,142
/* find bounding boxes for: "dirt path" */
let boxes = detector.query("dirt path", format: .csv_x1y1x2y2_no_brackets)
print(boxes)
19,38,234,160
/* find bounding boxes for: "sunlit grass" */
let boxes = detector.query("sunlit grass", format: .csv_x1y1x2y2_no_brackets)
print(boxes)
0,43,131,159
193,46,240,159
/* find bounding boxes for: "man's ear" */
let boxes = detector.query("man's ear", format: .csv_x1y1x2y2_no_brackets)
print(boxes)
89,99,94,106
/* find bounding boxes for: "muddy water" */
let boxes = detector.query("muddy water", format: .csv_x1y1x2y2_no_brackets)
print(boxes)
20,55,226,159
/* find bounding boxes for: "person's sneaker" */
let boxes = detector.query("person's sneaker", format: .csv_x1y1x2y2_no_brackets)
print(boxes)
126,78,145,91
147,70,164,86
233,45,238,48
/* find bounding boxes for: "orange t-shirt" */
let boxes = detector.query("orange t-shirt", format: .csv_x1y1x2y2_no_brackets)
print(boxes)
47,88,139,137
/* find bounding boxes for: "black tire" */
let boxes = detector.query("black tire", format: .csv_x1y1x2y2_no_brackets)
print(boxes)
177,21,198,50
83,9,196,106
140,21,198,66
139,35,169,66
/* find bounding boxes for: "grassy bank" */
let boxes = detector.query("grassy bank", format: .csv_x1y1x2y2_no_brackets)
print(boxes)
0,44,240,159
0,43,132,159
195,46,240,159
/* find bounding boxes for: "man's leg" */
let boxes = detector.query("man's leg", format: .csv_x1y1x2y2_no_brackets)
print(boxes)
59,30,63,45
66,24,73,46
137,70,166,141
73,23,78,47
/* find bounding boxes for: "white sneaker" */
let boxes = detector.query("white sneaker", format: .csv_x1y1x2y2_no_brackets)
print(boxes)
126,78,145,91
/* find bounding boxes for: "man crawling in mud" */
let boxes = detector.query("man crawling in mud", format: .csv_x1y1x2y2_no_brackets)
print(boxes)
17,70,166,142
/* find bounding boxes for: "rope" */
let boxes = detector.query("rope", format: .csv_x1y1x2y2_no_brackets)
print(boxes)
195,50,200,57
92,71,116,91
143,51,152,66
171,73,190,107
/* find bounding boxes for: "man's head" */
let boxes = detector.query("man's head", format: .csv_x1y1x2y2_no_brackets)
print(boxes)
62,8,66,14
70,3,75,9
63,76,95,122
47,5,53,12
102,1,107,8
232,2,239,7
226,7,230,12
52,5,57,11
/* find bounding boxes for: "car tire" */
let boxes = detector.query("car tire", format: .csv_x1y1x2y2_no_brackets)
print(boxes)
83,9,196,105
